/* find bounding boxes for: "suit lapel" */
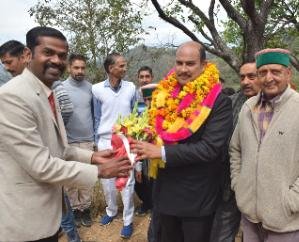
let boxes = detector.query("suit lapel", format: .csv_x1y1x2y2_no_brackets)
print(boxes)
23,68,67,145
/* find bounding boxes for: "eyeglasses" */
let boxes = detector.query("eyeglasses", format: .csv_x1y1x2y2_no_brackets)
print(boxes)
240,73,257,81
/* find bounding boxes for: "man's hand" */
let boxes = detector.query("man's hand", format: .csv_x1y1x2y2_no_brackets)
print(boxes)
131,140,162,161
91,149,115,165
97,156,132,178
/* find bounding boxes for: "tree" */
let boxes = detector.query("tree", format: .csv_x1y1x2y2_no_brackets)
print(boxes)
149,0,299,73
29,0,145,81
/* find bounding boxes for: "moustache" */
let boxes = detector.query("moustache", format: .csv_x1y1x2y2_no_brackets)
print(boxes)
242,84,253,90
45,63,65,73
177,73,190,78
75,74,84,78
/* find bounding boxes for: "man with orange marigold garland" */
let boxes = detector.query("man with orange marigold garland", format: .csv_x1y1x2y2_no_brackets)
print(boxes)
131,41,233,242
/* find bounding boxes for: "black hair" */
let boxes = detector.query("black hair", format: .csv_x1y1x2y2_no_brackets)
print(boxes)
68,53,86,65
240,60,256,67
198,45,206,62
222,87,235,96
0,40,25,58
138,66,153,77
26,26,67,52
103,52,122,73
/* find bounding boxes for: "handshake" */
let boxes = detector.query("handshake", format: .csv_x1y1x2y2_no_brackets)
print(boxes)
91,150,132,179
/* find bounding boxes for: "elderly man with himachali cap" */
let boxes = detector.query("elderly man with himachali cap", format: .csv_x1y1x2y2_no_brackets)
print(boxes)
230,48,299,242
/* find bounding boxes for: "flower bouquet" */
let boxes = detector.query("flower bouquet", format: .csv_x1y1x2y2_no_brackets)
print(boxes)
112,104,155,191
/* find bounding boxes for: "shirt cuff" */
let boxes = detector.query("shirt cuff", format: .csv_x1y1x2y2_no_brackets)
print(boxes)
135,161,142,172
161,146,167,162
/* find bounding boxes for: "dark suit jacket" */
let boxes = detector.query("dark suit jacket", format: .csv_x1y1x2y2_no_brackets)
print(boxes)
153,93,233,217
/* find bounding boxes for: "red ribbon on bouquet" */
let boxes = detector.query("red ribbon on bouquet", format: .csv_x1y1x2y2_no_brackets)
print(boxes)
111,134,136,191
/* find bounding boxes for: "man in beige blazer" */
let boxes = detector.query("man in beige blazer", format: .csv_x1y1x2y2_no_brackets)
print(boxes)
0,26,131,242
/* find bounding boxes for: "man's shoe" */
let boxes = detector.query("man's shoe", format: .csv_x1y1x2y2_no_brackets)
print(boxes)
135,205,150,216
120,223,133,239
73,209,82,227
81,208,92,227
100,214,116,225
66,229,81,242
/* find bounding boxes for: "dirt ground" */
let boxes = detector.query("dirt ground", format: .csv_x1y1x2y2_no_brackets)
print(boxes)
59,181,149,242
59,182,242,242
59,218,242,242
59,214,150,242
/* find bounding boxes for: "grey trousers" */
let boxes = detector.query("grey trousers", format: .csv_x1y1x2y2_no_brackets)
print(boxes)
65,141,94,211
242,215,299,242
210,194,241,242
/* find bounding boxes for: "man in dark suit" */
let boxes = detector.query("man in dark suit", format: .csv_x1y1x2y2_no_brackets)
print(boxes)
132,41,233,242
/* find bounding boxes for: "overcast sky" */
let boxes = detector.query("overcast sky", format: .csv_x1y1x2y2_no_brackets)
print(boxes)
0,1,221,47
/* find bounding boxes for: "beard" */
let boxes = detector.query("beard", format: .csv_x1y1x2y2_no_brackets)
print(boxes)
73,74,85,81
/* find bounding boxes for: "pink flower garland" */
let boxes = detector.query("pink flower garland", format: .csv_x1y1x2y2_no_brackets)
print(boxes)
155,83,222,143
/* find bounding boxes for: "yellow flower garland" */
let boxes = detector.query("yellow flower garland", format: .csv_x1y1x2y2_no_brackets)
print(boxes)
149,62,220,133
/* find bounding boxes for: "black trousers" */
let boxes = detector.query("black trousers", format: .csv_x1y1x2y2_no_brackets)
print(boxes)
135,161,153,210
27,231,58,242
159,213,214,242
209,194,241,242
148,209,162,242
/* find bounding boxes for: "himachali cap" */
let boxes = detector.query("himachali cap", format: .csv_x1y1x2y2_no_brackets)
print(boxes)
255,48,291,68
141,83,158,98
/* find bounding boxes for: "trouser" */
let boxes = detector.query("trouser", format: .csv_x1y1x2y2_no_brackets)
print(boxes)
242,215,299,242
61,193,81,242
97,136,135,226
134,160,153,210
159,213,214,242
101,171,135,226
210,194,241,242
65,141,94,211
148,209,162,242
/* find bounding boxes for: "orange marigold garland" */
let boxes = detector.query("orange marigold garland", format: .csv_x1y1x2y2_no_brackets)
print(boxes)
148,63,222,178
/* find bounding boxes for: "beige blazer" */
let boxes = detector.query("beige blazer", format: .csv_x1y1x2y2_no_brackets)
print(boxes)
0,69,98,241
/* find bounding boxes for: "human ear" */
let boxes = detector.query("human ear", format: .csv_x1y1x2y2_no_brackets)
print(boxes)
22,47,32,64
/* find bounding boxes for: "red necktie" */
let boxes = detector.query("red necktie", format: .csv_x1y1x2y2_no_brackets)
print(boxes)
48,92,57,120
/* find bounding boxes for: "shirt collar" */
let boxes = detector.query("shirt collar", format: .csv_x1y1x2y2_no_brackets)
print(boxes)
104,79,123,92
39,78,53,98
256,85,289,109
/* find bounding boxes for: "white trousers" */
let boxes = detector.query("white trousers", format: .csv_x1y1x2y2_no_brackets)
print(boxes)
98,137,135,226
101,172,135,226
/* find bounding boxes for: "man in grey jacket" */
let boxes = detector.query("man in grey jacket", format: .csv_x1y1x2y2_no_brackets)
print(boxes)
230,48,299,241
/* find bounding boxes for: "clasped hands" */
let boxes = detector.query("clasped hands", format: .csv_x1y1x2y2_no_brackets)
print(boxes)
91,149,132,179
91,140,161,179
